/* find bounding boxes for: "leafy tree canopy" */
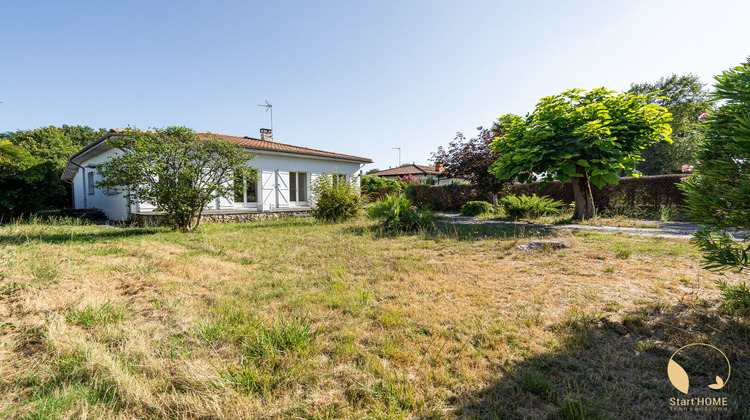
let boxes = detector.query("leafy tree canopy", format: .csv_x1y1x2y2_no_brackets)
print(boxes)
0,125,106,217
98,127,256,231
680,57,750,272
490,88,672,219
627,74,713,174
431,127,507,193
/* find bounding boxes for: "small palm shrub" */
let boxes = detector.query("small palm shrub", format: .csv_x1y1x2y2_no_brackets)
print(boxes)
460,201,494,217
499,194,563,219
367,195,436,231
311,173,362,222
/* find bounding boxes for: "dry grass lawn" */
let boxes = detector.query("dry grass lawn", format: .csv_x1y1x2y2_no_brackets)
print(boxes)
0,217,747,419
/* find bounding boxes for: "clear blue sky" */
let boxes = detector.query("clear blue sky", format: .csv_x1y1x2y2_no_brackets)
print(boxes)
2,0,749,170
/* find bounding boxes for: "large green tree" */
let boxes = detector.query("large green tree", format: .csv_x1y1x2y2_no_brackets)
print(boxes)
628,74,713,174
490,88,672,219
0,140,23,159
0,125,105,218
680,57,750,272
98,127,256,231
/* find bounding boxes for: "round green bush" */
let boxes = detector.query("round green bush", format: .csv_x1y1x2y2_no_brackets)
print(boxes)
460,201,494,217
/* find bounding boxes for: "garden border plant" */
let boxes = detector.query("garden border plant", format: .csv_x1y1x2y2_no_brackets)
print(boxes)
310,172,363,222
366,194,436,232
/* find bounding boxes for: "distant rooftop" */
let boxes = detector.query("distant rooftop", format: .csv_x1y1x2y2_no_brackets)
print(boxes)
369,164,442,177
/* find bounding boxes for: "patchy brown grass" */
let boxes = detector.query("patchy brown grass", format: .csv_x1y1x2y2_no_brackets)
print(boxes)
0,217,747,419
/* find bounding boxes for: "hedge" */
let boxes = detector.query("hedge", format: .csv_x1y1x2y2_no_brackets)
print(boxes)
404,184,492,211
390,174,687,211
510,174,687,211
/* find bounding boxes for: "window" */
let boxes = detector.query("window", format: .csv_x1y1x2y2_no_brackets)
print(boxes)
333,173,347,186
233,171,258,204
87,171,95,195
233,172,244,202
289,172,308,202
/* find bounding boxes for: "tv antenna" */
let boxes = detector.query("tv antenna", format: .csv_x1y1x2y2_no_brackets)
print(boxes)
257,100,273,137
392,147,401,166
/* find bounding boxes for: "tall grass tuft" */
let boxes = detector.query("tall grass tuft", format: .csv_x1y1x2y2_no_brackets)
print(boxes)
66,301,128,328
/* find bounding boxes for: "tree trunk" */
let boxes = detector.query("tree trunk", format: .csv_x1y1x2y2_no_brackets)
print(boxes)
192,205,205,231
571,167,595,220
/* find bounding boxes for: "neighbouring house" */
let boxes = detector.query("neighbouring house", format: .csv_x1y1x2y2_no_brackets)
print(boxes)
60,128,372,221
368,163,467,185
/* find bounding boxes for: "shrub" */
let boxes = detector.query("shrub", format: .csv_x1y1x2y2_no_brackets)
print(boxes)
360,176,405,195
404,183,492,211
680,56,750,274
716,281,750,313
360,176,405,202
460,201,494,217
498,194,563,219
367,195,436,231
311,173,362,222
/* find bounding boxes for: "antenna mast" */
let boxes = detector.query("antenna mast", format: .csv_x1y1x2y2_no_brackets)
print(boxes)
257,100,273,139
392,147,401,166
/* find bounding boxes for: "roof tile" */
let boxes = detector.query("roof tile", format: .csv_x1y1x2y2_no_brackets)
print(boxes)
109,129,372,163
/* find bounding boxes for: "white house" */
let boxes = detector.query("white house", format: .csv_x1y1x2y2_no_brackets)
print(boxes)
60,129,372,221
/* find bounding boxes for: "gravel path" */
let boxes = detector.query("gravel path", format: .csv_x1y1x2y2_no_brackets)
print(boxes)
438,213,749,241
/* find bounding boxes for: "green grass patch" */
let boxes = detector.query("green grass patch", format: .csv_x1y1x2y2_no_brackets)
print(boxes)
66,301,129,328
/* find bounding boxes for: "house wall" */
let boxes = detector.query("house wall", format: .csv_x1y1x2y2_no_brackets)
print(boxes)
239,153,363,211
71,149,365,221
70,148,134,221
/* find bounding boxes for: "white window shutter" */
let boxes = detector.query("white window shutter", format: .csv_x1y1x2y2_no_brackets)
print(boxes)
309,173,320,206
276,170,290,208
261,170,276,210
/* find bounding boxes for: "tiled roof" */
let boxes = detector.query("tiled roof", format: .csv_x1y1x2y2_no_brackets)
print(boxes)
369,164,441,177
108,129,372,163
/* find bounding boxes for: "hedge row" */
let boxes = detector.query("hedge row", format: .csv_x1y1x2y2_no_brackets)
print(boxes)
403,184,493,211
393,174,687,211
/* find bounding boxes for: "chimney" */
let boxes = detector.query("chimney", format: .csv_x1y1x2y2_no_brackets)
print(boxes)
260,128,273,141
435,162,444,172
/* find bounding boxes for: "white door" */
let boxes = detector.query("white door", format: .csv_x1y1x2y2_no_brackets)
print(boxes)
276,170,290,208
261,170,276,210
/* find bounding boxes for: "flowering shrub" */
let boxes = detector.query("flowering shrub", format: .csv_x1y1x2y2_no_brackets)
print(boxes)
396,174,422,185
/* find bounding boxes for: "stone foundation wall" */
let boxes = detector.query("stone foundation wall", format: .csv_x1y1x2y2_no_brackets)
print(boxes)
131,210,312,227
